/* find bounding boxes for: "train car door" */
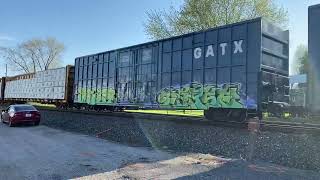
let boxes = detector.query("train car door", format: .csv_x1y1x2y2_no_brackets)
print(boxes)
135,47,156,106
117,51,135,104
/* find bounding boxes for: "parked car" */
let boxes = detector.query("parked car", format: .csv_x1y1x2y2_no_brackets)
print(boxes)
0,104,41,127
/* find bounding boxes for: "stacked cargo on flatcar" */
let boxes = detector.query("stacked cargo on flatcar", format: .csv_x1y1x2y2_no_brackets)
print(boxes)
3,66,74,105
74,18,289,120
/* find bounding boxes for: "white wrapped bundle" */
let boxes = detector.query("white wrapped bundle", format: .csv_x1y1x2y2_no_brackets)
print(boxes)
5,67,67,100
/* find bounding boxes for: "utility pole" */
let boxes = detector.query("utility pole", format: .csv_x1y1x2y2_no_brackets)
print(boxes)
5,64,7,77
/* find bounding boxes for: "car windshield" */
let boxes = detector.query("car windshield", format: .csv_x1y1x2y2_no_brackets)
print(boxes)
14,106,37,112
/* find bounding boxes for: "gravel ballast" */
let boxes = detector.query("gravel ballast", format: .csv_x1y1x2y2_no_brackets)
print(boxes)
40,110,320,171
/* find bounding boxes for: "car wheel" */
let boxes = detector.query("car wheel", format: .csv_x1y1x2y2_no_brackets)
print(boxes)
34,121,40,126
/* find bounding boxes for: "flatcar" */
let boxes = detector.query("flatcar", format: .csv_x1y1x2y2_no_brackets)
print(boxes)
72,17,290,121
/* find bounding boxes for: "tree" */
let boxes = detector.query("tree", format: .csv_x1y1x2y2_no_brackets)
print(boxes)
293,44,308,75
0,37,65,74
144,0,288,40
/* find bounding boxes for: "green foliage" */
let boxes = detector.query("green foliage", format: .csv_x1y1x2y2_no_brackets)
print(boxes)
157,82,245,109
293,44,308,74
298,49,308,75
299,51,308,74
145,0,288,40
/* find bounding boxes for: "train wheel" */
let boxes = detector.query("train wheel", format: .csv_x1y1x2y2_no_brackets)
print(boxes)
228,110,247,122
205,108,248,122
204,108,215,121
204,108,227,121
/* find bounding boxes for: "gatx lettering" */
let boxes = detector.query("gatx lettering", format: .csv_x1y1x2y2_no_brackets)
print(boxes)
194,40,244,59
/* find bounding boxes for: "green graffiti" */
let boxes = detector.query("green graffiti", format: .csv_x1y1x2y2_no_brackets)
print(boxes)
202,85,219,108
102,88,116,104
78,88,116,105
216,84,243,108
157,83,244,109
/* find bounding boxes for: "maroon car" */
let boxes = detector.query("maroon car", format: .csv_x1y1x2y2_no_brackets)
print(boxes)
0,105,41,127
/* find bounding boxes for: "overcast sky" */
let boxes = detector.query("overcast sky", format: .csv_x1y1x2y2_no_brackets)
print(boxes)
0,0,319,76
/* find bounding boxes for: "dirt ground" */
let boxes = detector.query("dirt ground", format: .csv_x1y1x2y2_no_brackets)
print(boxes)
0,123,319,180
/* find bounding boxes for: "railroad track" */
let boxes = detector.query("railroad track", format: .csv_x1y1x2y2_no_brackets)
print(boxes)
261,121,320,134
36,106,320,134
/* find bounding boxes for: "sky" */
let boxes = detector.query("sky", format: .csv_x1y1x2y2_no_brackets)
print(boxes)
0,0,319,76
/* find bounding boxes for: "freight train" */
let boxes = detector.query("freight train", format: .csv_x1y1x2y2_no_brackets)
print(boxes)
0,18,290,121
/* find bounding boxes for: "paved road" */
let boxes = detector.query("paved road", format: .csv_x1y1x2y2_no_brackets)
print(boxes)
0,123,319,180
0,123,173,180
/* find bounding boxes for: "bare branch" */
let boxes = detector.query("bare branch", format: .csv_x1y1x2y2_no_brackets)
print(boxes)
0,37,65,74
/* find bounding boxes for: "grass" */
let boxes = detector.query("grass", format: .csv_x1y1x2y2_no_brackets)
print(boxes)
28,102,56,108
125,109,204,117
27,102,204,117
262,112,320,124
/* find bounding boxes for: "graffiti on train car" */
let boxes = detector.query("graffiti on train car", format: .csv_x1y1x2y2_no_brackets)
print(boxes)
76,82,257,109
157,82,253,109
78,88,116,105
